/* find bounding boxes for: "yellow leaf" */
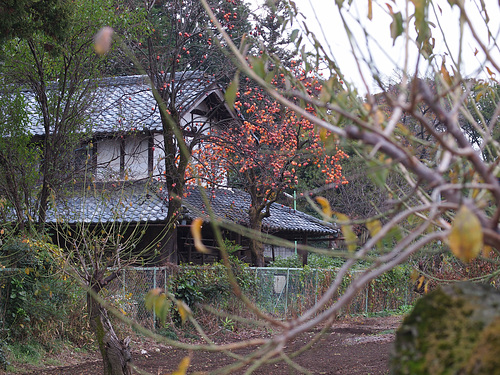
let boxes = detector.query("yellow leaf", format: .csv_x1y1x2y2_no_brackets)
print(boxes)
154,294,170,323
25,267,30,275
374,109,385,127
335,212,357,252
448,205,483,263
486,66,496,77
366,219,382,237
171,356,191,375
319,128,328,141
315,196,332,218
191,218,209,253
417,275,425,290
367,219,383,250
368,0,372,20
177,300,192,324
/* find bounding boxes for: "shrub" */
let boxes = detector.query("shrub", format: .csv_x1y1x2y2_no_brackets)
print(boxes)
0,236,87,345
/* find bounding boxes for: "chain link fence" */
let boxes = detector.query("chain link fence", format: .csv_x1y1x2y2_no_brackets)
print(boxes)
2,266,418,331
99,266,418,327
252,267,417,318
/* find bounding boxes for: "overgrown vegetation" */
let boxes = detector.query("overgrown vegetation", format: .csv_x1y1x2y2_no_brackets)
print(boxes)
0,236,89,344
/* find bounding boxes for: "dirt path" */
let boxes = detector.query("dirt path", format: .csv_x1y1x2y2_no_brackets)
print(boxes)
15,316,402,374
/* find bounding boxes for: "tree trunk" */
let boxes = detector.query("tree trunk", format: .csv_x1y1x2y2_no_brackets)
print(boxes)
249,208,265,267
159,220,178,265
88,292,132,375
157,186,183,265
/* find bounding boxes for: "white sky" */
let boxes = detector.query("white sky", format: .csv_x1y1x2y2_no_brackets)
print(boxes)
252,1,500,95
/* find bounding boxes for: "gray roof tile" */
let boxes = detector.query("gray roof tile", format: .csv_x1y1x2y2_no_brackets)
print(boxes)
47,182,337,236
25,72,217,136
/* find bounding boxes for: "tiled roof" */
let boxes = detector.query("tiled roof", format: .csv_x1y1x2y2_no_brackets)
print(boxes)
47,182,337,236
25,72,217,136
45,182,168,224
180,186,338,236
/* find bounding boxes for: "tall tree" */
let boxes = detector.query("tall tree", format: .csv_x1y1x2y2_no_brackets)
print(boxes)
0,1,140,374
0,0,71,42
0,91,40,230
119,0,252,264
196,64,348,266
0,0,122,225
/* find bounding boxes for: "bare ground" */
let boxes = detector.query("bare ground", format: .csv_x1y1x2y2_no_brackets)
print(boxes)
6,315,402,375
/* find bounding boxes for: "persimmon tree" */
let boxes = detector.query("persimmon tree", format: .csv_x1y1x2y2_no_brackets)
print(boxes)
195,65,348,265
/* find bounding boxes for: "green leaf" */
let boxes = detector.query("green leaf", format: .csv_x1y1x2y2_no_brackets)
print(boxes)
225,73,239,111
389,12,404,45
145,288,171,324
290,29,299,42
154,294,170,324
411,0,433,57
250,57,266,79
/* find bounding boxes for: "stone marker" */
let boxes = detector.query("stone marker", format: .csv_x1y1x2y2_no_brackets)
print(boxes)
391,281,500,375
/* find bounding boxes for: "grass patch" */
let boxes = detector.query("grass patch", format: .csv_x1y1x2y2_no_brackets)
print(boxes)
44,357,63,366
8,341,46,366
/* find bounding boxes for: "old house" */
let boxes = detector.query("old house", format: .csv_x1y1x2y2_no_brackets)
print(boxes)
28,73,338,264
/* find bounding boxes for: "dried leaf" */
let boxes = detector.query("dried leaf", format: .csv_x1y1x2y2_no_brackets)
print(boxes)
171,356,191,375
441,60,452,86
177,300,192,324
315,196,332,218
191,218,209,253
448,205,483,263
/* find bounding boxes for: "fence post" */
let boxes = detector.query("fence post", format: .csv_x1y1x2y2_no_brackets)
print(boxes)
153,268,157,330
285,269,290,318
365,284,369,315
122,268,126,300
315,269,319,307
164,267,167,292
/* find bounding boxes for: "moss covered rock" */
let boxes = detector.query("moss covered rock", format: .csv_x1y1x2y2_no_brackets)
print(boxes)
391,282,500,375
